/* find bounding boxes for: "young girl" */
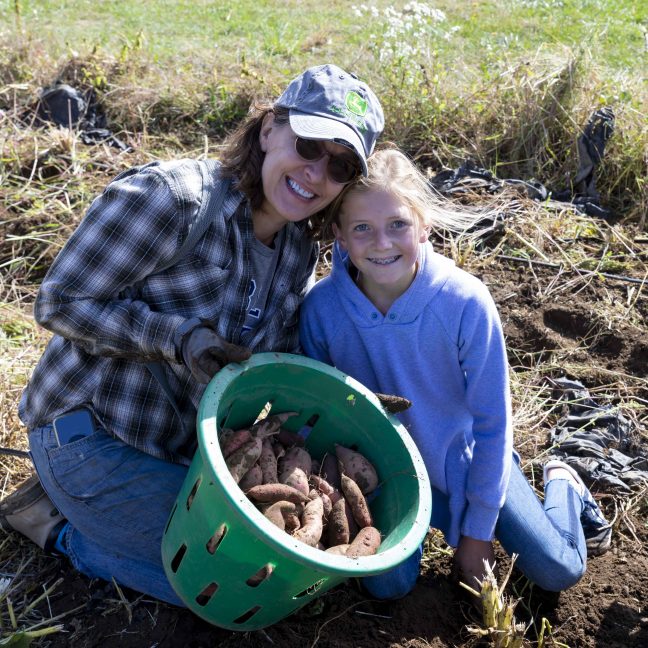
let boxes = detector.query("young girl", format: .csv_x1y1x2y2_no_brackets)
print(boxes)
299,148,612,599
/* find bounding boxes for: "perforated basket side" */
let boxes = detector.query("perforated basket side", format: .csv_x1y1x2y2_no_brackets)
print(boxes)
161,448,345,630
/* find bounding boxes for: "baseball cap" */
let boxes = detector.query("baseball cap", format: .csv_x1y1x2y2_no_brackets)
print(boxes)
275,64,384,176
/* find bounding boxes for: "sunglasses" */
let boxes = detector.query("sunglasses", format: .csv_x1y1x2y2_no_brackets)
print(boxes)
294,136,361,184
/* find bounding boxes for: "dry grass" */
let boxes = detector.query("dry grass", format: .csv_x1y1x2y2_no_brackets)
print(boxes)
401,50,647,225
0,326,91,640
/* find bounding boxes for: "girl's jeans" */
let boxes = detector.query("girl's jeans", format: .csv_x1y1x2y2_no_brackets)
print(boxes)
29,423,186,606
363,459,587,599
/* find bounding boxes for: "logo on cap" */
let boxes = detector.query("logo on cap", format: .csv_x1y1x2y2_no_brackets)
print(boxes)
345,91,368,116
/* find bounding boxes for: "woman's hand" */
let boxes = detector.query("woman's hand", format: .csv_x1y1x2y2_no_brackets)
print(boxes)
454,535,495,591
182,327,252,383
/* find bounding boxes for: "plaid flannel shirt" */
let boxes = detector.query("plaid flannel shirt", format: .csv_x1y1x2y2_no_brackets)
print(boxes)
19,159,318,464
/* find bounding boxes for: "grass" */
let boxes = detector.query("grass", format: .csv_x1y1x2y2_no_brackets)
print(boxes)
3,1,645,222
3,1,646,74
1,1,647,646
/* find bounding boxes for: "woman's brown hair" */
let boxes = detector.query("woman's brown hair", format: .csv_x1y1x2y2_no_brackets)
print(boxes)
218,102,289,210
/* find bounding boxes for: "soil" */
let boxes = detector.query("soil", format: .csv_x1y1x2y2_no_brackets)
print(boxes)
34,259,648,648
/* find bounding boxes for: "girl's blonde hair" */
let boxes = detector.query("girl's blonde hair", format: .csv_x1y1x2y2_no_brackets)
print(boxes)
320,146,484,240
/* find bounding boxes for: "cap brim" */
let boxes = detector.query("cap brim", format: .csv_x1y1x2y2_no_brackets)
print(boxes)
289,111,368,176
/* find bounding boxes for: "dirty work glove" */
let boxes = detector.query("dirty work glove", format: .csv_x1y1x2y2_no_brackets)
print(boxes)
181,326,252,384
374,392,412,414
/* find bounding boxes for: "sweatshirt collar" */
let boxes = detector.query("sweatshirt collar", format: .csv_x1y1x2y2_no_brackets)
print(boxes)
330,240,455,325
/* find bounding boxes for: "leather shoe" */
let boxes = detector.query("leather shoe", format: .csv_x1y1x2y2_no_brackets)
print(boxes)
0,475,66,553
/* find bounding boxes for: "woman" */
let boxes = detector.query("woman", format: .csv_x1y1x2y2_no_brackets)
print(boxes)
0,64,384,605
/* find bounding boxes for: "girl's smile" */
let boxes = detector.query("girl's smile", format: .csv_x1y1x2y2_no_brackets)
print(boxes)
367,255,401,265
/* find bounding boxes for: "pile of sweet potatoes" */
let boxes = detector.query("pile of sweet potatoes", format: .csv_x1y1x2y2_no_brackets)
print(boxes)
221,412,382,557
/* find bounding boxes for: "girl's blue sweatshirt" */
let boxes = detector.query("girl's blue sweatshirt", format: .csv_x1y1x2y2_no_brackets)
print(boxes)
300,241,513,546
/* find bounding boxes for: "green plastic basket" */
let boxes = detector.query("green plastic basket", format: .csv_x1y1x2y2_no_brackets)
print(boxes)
161,352,431,630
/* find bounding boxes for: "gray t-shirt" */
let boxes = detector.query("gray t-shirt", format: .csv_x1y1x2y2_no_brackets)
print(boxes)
241,229,286,339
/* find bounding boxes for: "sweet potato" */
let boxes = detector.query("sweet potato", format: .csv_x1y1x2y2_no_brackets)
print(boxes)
206,524,227,555
226,437,262,483
327,497,350,545
320,491,333,520
279,447,312,495
325,544,350,556
273,411,299,425
346,526,381,558
335,444,379,494
284,512,301,534
340,474,373,528
309,474,336,497
276,427,305,447
345,500,360,539
238,463,263,491
279,467,308,496
321,453,341,490
250,411,298,438
309,488,332,520
259,438,278,484
246,483,309,506
312,474,343,505
279,447,312,474
220,428,253,458
293,497,324,547
246,564,274,587
272,439,286,459
263,500,297,531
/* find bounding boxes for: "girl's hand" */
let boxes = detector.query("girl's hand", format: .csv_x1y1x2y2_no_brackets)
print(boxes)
454,535,495,590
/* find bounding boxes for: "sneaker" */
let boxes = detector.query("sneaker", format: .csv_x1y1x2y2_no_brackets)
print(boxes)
0,475,66,554
543,459,612,557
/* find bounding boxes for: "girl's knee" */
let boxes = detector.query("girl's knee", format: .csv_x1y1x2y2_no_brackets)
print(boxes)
530,558,585,592
362,572,417,600
361,544,423,600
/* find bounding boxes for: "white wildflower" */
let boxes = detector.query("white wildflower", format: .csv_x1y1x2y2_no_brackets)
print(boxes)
356,2,455,87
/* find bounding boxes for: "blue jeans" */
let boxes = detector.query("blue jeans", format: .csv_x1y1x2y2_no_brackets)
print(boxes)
363,460,587,599
29,423,186,606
